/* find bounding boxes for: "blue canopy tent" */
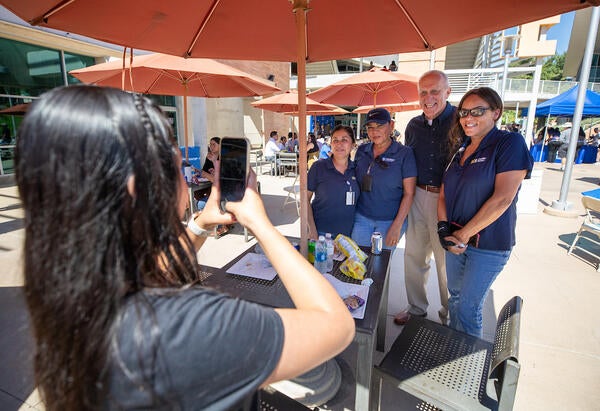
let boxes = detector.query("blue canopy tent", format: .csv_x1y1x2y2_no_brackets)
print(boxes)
523,85,600,162
522,85,600,117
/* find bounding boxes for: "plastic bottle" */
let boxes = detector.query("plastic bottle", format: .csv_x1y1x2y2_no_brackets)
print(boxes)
314,235,328,274
325,233,334,273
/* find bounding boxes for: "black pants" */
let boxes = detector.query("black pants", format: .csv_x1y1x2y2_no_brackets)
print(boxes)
547,141,562,163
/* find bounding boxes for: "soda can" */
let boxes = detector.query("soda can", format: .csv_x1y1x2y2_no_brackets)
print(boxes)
371,232,383,255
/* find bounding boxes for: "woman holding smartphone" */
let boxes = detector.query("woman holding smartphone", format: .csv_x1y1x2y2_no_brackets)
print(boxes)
16,85,354,410
438,87,533,337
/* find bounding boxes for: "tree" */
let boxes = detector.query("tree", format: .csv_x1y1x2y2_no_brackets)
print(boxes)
509,52,566,80
541,53,565,80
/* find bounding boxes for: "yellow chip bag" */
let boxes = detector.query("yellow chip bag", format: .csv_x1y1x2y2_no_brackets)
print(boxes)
339,257,367,281
334,234,367,262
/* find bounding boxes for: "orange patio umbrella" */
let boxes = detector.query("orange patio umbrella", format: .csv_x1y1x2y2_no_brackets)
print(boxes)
251,90,344,114
285,106,349,116
353,102,420,114
0,103,30,116
70,53,280,160
5,0,598,257
307,68,418,107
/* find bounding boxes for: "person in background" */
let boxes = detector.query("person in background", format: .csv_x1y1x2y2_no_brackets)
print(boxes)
278,136,287,151
319,136,331,159
351,108,417,250
586,126,599,145
588,127,600,164
264,130,282,175
290,132,299,152
546,126,562,163
557,122,572,167
439,87,533,337
264,130,281,162
16,85,354,410
396,70,454,326
200,136,220,183
533,126,546,146
307,125,359,239
307,132,320,169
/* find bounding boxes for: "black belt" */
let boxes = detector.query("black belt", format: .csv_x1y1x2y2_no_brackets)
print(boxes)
417,184,440,193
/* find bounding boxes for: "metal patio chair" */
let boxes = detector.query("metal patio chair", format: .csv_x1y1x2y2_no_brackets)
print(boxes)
276,152,299,177
568,195,600,271
371,296,523,411
281,173,300,216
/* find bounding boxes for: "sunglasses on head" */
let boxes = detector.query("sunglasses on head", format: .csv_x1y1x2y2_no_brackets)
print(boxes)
457,107,491,118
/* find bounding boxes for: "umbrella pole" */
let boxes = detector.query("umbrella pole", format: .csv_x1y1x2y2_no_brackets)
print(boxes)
184,92,190,161
294,0,309,257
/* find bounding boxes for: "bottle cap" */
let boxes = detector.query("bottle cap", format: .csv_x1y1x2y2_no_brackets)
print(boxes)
318,235,325,241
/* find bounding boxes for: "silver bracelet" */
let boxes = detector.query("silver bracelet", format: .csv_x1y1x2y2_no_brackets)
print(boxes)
187,215,211,237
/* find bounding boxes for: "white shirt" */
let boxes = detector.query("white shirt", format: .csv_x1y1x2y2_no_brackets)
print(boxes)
264,137,281,158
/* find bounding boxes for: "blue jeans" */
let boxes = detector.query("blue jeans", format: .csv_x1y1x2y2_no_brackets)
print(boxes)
445,247,511,337
351,212,407,250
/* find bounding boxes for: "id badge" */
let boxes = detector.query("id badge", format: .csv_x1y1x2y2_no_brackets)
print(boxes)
346,191,355,205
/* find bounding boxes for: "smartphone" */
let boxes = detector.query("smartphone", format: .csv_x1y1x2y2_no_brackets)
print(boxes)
219,137,250,211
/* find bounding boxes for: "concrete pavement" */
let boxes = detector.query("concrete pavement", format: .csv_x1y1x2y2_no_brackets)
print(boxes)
1,161,599,410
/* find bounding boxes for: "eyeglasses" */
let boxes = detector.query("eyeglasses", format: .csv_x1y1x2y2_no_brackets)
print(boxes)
457,107,491,118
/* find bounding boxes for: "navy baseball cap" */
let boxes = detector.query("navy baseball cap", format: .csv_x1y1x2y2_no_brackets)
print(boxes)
366,107,391,124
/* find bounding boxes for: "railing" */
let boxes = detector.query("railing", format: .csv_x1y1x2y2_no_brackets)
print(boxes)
445,68,600,98
298,69,600,100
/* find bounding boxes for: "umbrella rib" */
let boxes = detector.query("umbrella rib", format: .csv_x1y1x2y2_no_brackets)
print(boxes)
31,0,75,25
393,0,431,49
186,0,222,57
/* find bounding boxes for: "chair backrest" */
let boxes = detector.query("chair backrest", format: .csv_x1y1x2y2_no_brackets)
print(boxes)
488,296,523,410
582,195,600,215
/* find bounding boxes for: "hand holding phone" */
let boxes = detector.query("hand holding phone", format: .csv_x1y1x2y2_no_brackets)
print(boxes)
218,137,250,212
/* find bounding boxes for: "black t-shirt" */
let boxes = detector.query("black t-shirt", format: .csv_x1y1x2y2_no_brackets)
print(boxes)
105,287,284,410
202,156,215,173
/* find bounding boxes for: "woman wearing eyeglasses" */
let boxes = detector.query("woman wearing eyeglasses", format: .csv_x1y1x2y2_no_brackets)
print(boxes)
307,125,359,239
351,108,417,250
438,87,533,337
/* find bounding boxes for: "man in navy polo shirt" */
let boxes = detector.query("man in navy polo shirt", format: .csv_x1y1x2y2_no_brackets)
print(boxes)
396,70,455,326
351,108,416,250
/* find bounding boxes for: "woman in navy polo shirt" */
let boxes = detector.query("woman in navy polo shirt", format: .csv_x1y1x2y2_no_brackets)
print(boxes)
438,87,533,337
352,108,417,250
307,125,359,238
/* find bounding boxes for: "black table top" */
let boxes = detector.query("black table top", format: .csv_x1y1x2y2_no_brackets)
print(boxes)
200,242,391,335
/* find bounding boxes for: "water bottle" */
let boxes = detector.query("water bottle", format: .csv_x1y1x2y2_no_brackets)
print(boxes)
325,233,334,273
314,235,328,274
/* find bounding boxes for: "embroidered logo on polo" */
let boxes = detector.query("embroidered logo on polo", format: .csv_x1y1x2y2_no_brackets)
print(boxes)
381,157,395,162
470,157,487,164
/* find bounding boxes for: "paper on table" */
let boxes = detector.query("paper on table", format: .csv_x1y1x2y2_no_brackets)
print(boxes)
323,274,369,319
226,253,277,281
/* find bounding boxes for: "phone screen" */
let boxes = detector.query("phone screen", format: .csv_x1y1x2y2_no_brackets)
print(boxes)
219,137,249,205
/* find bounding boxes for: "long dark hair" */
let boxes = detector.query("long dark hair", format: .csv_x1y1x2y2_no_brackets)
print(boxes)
307,132,319,153
448,86,504,157
15,85,199,410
